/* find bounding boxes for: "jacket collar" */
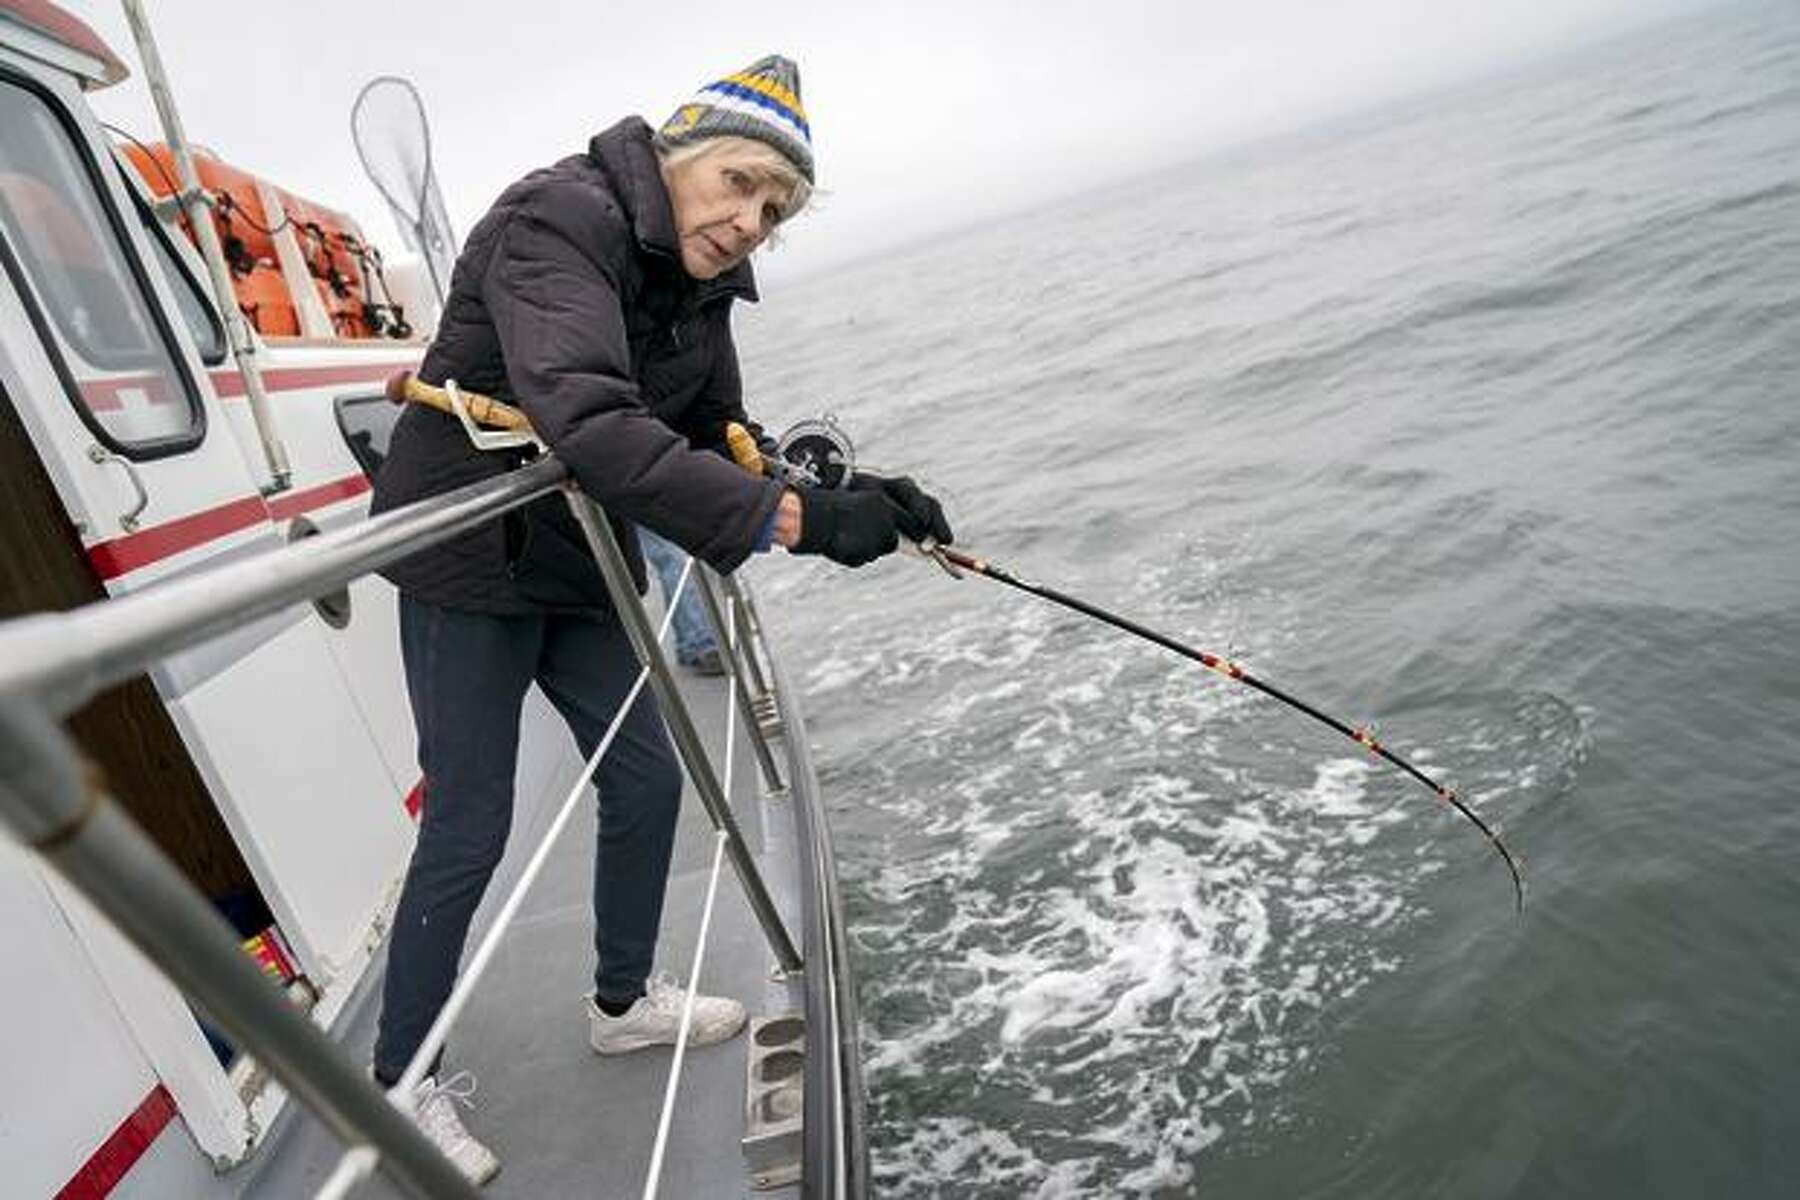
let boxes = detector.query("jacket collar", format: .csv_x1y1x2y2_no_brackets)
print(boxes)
587,117,759,304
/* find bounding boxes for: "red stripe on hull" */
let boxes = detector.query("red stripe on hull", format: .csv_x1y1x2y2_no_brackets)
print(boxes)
71,361,416,413
54,1085,177,1200
210,363,413,398
86,495,272,581
86,472,374,581
265,473,370,522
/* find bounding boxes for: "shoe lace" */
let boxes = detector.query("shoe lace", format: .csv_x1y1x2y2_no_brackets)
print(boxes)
415,1070,479,1139
644,970,688,1015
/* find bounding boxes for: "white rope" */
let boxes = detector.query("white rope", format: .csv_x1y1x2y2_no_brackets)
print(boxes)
642,830,728,1200
312,1145,378,1200
320,557,705,1194
642,593,739,1199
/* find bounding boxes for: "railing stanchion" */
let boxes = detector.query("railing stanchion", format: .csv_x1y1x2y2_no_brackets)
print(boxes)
718,572,774,700
560,489,802,973
693,566,785,792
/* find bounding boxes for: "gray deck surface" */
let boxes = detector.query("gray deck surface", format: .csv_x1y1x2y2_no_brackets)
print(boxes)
230,662,805,1200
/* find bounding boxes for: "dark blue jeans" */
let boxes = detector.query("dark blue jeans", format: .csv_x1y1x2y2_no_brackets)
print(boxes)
372,596,682,1082
638,527,718,662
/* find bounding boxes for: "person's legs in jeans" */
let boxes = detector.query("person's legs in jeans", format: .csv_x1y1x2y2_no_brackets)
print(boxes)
534,612,683,1006
638,528,718,665
373,597,540,1084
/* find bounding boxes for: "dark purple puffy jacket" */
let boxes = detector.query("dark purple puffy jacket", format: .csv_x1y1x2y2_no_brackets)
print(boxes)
371,117,782,614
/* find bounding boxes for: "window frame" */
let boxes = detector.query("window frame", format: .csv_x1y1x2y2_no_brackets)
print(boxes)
0,64,206,460
116,152,227,367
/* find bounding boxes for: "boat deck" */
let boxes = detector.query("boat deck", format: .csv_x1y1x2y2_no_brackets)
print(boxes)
186,661,804,1200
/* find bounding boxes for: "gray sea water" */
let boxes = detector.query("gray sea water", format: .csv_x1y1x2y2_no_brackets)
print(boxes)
739,3,1800,1194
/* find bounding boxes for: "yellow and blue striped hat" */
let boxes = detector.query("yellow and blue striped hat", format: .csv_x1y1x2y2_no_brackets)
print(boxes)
656,55,814,183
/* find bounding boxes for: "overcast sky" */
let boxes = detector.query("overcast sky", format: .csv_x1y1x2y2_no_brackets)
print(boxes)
68,0,1723,282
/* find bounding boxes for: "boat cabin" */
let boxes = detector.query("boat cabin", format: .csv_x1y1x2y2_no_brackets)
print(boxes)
0,2,440,1192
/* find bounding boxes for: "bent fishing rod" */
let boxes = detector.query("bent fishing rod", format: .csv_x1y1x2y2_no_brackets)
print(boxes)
386,371,1524,912
917,542,1525,913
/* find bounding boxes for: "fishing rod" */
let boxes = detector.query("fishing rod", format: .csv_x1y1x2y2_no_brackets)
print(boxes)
917,541,1526,914
717,407,1526,911
385,372,1524,911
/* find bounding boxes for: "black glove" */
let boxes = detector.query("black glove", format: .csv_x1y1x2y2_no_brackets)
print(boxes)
849,473,954,545
791,486,900,567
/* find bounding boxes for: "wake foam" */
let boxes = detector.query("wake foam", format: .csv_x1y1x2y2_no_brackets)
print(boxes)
802,579,1585,1195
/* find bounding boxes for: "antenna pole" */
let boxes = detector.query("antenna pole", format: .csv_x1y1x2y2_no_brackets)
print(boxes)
120,0,293,493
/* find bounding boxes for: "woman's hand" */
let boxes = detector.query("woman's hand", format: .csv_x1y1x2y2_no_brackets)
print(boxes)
850,473,954,546
773,488,804,548
783,475,954,567
786,487,899,566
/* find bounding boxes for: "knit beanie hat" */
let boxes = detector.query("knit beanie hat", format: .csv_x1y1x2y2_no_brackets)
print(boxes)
656,55,814,183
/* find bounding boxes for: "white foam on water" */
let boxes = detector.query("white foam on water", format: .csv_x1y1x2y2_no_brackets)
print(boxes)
843,598,1458,1195
813,553,1587,1194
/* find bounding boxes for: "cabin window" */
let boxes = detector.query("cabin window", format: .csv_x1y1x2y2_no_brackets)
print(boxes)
0,73,204,457
128,172,227,365
334,391,400,479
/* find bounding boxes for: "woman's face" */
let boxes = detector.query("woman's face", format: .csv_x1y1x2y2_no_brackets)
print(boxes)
663,144,792,279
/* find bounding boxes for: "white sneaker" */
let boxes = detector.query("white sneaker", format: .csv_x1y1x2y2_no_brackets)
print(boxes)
588,970,748,1055
388,1070,501,1186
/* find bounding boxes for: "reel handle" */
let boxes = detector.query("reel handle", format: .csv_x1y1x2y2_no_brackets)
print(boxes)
724,422,766,476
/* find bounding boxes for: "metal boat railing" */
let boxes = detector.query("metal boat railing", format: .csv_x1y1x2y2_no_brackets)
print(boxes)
764,618,871,1200
0,458,864,1199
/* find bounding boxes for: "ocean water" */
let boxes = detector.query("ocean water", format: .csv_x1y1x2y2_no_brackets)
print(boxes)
738,3,1800,1195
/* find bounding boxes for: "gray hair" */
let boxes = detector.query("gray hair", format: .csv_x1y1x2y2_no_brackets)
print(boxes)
656,135,813,229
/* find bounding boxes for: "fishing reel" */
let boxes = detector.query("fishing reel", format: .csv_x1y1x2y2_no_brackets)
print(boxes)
769,414,855,489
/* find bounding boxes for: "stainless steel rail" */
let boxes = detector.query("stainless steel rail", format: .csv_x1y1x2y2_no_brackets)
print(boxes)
0,458,567,717
768,633,871,1198
0,458,816,1198
695,565,785,791
726,571,776,700
562,488,803,972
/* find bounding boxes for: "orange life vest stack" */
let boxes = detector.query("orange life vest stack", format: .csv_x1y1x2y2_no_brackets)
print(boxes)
122,142,409,341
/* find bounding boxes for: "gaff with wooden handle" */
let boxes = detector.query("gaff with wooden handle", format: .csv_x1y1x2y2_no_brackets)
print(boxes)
387,371,771,470
386,370,533,433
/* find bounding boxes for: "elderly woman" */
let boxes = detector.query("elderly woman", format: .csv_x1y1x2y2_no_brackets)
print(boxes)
368,56,950,1181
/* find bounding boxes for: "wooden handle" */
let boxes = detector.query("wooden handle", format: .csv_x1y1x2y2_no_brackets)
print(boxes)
385,370,533,433
388,373,774,479
724,422,765,476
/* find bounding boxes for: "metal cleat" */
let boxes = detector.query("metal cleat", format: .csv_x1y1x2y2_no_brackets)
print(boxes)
752,693,784,739
743,1013,805,1189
